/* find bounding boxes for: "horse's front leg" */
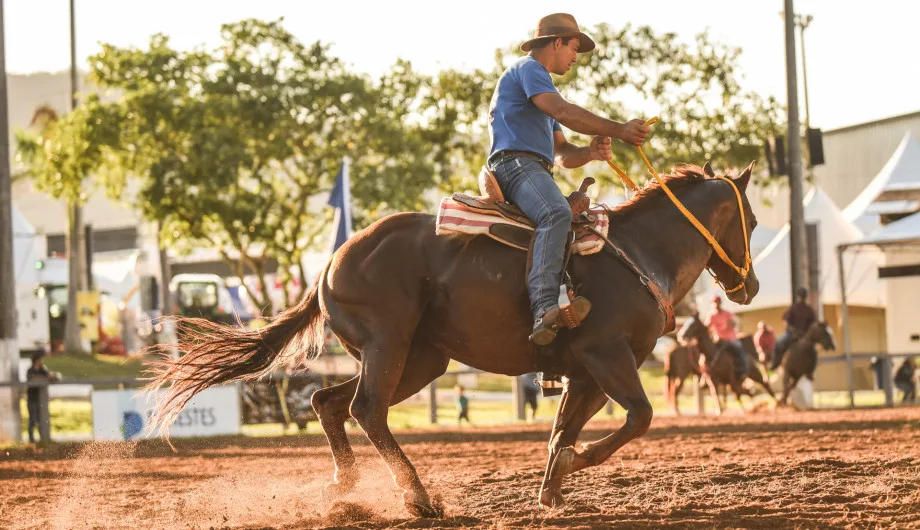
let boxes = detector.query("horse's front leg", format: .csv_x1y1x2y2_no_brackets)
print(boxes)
546,337,653,482
703,374,722,415
538,375,608,509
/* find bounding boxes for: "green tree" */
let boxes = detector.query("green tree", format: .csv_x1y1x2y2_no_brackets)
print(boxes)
89,19,451,313
15,97,122,353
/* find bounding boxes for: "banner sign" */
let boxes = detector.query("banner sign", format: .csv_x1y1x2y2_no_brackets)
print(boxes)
77,290,100,341
92,385,241,441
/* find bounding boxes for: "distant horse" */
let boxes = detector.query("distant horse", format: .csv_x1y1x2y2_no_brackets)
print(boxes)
780,321,835,406
145,163,758,515
664,331,766,415
677,313,776,414
663,339,701,415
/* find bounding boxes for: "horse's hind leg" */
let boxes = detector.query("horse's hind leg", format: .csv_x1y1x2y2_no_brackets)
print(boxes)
350,338,444,518
673,377,686,415
312,375,360,497
548,337,653,486
781,374,798,406
538,376,608,509
313,343,448,502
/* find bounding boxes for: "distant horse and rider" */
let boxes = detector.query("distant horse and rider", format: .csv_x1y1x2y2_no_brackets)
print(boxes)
664,290,834,414
673,311,776,415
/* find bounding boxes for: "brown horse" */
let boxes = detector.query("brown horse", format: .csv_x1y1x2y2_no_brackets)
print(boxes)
677,312,776,414
146,162,759,516
780,321,835,405
664,332,767,415
663,339,702,415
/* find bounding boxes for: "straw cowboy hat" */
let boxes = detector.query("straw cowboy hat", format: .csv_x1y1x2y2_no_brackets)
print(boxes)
520,13,596,53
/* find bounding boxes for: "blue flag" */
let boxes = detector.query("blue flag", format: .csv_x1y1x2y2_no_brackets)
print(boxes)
327,159,353,252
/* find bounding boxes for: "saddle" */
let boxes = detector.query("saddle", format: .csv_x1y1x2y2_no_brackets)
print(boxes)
437,167,609,254
435,166,676,340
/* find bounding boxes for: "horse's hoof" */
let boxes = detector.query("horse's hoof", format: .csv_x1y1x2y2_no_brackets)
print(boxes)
403,491,443,518
322,478,357,500
548,446,577,480
539,487,565,511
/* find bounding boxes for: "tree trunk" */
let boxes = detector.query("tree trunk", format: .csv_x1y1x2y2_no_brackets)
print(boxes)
296,260,309,302
228,255,272,318
64,202,86,354
157,224,171,315
253,259,274,317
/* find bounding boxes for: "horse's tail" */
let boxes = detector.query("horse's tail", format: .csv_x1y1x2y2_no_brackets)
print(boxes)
145,271,327,434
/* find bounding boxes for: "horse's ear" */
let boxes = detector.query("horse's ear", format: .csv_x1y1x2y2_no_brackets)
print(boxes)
733,161,755,190
702,161,715,177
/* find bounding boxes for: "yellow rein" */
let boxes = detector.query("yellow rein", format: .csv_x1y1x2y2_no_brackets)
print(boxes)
605,118,751,294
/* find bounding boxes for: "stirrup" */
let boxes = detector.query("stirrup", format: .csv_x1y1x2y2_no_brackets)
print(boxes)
538,373,566,397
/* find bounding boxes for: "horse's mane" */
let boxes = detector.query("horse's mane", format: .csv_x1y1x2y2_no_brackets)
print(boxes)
607,164,713,216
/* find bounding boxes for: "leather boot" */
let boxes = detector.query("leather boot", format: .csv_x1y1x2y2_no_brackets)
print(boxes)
528,296,592,346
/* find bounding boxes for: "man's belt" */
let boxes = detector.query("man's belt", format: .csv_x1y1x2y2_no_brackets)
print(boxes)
491,150,554,174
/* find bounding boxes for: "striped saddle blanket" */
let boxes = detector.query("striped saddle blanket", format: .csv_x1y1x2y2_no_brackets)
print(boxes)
435,195,610,255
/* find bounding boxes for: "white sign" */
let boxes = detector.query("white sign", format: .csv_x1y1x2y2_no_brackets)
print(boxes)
92,385,241,441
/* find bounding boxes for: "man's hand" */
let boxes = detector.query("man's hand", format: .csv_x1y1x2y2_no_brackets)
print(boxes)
588,136,612,161
619,119,649,146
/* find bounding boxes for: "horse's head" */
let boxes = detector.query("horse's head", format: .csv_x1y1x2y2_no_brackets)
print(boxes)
809,321,836,351
677,311,709,347
702,161,760,306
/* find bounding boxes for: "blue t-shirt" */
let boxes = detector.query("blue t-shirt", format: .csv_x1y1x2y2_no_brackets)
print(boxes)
488,56,562,166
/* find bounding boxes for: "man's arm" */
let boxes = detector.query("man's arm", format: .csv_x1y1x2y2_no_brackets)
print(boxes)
532,92,648,145
553,130,611,169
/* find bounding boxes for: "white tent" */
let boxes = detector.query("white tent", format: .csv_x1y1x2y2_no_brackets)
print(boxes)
749,224,780,260
844,132,920,235
847,209,920,248
697,186,884,312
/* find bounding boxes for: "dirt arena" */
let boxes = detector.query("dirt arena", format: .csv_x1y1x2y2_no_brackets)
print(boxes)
2,407,919,529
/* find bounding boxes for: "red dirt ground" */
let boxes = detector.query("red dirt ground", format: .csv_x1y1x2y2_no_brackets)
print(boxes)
2,407,919,529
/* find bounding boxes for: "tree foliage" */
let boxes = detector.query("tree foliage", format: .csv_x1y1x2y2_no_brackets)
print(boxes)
89,19,466,313
15,96,122,204
38,17,783,316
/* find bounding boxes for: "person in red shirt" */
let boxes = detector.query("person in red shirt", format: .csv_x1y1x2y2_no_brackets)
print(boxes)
704,296,748,382
753,321,776,365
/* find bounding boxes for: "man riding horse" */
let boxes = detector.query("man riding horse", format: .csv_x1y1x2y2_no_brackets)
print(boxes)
771,287,817,371
144,12,762,516
704,295,748,383
488,13,649,382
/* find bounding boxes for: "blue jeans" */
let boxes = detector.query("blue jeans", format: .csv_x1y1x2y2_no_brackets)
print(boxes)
772,332,793,370
27,400,40,442
490,154,571,319
719,339,748,381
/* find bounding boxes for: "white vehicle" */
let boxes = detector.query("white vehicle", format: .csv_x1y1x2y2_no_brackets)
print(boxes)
12,204,50,355
168,273,252,325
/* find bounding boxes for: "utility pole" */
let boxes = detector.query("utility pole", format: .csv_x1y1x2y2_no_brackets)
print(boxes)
0,0,23,442
64,0,86,354
797,13,814,128
784,0,808,302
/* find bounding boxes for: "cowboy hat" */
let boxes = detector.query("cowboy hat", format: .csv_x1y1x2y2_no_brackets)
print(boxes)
520,13,596,53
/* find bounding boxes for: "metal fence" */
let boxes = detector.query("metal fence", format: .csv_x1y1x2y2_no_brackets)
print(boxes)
1,352,916,443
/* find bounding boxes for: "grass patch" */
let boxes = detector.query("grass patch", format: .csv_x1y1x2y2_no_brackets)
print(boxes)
20,399,93,440
43,353,146,381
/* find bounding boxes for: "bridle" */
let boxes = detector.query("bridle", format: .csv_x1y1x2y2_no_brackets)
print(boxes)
605,117,752,298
